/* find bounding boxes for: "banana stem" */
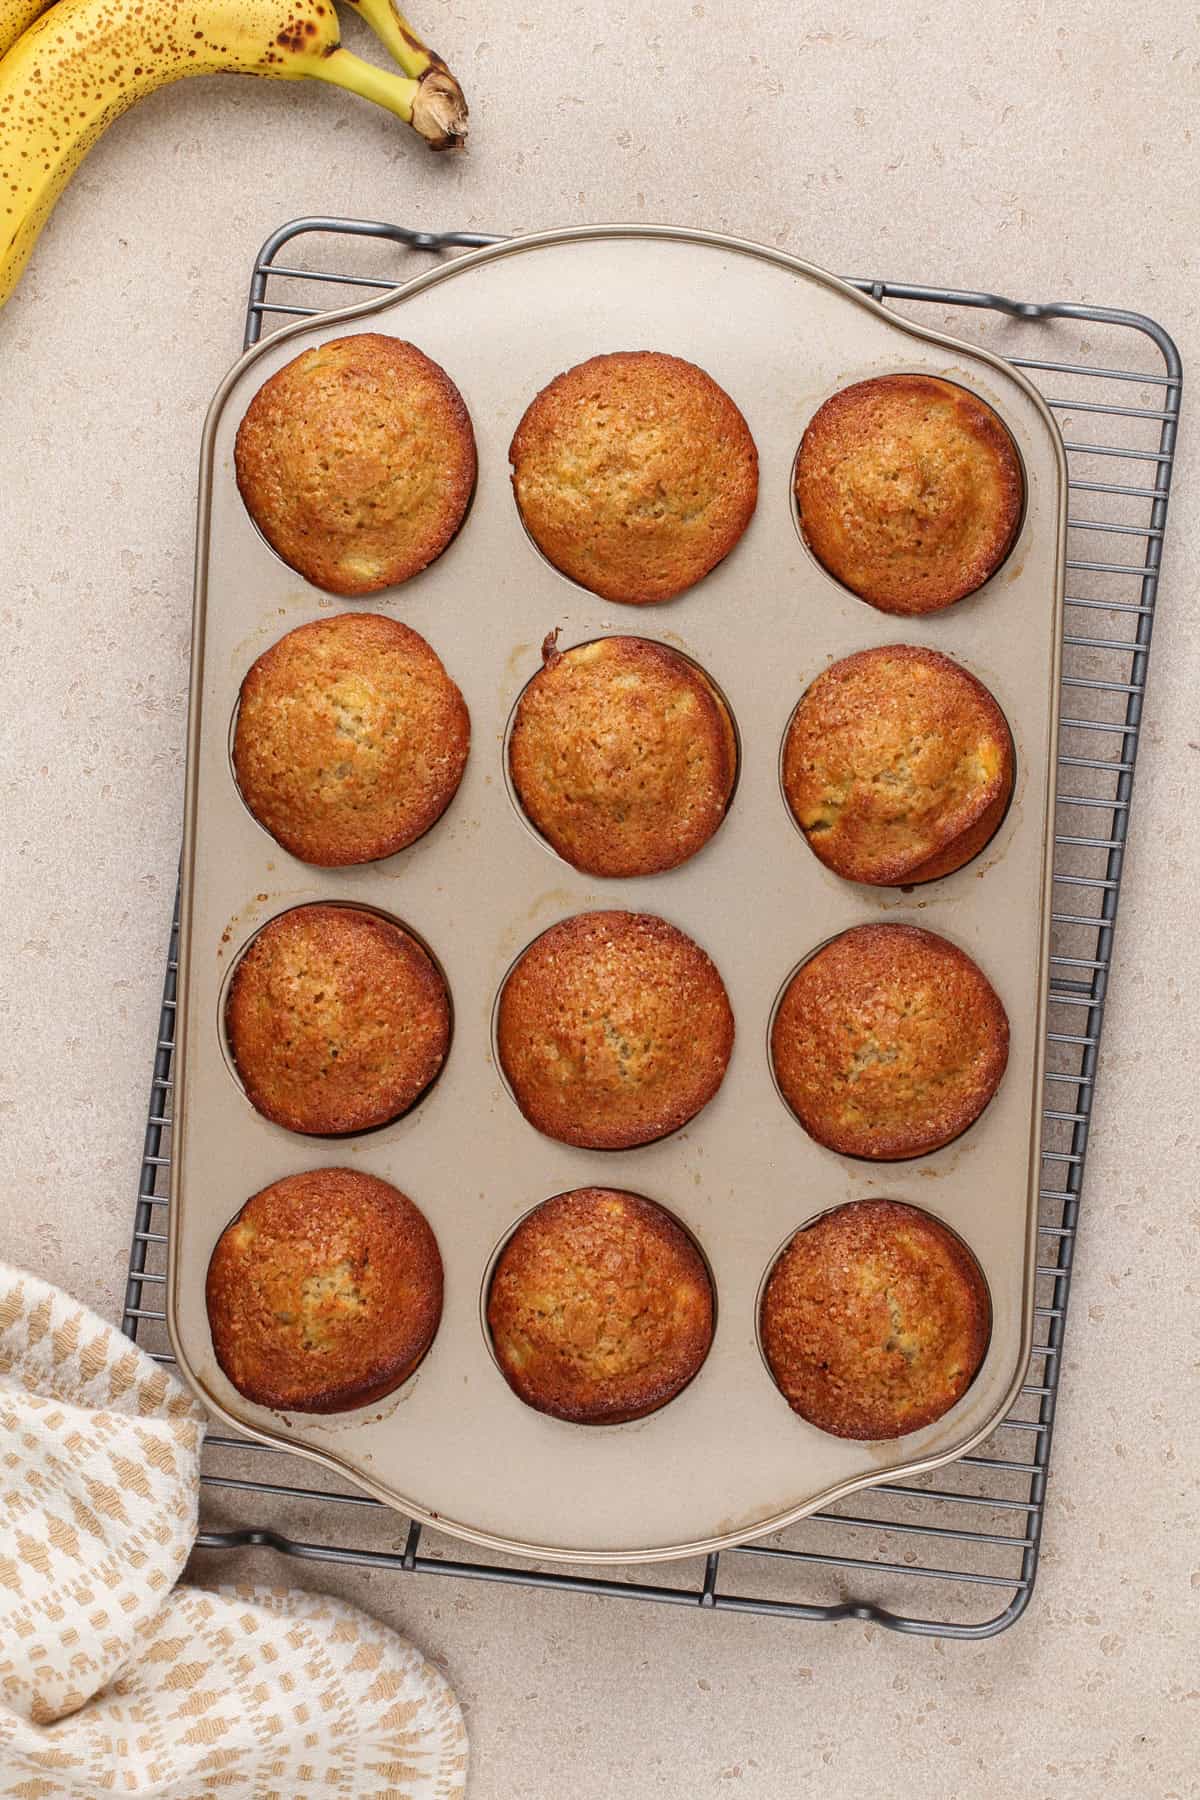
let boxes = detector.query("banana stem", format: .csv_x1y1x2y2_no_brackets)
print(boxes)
409,65,468,149
335,0,467,145
313,45,417,117
314,43,466,148
341,0,438,80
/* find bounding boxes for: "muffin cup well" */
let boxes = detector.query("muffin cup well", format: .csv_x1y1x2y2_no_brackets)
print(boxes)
233,334,479,599
766,923,1009,1162
508,350,759,607
775,648,1018,888
480,1188,717,1426
236,483,477,594
205,1166,445,1414
227,612,471,871
501,632,742,876
755,1199,993,1439
789,372,1028,612
491,910,735,1151
217,901,454,1139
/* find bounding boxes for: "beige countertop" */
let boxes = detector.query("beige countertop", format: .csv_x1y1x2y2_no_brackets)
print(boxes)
1,2,1196,1793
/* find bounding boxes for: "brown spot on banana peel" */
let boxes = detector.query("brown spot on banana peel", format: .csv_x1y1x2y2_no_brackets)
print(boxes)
0,0,466,307
0,0,55,58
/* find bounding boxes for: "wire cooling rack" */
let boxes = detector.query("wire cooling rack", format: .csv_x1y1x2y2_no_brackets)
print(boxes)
122,219,1182,1638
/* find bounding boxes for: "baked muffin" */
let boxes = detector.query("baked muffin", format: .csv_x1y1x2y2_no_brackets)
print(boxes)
496,910,734,1149
234,333,476,596
206,1168,443,1413
782,645,1014,885
226,905,450,1136
794,374,1023,614
487,1188,713,1423
760,1199,990,1439
771,924,1009,1160
509,351,758,604
233,612,469,866
508,633,737,877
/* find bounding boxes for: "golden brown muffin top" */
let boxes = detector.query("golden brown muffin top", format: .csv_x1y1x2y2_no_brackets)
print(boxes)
487,1188,714,1424
205,1168,443,1414
795,374,1023,614
234,333,476,597
233,612,470,867
496,910,734,1149
509,351,758,605
226,905,450,1137
782,645,1013,886
771,924,1009,1161
761,1199,991,1439
508,633,737,877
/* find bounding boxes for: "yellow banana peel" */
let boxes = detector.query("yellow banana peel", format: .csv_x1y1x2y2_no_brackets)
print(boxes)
0,0,467,308
0,0,52,57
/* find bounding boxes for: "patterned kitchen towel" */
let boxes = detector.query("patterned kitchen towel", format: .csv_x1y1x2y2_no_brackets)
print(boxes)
0,1264,468,1798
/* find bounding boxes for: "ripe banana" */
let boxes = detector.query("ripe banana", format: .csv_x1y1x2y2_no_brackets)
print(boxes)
0,0,52,57
0,0,467,308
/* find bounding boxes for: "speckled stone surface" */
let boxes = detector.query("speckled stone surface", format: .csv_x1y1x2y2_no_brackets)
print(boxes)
1,2,1196,1793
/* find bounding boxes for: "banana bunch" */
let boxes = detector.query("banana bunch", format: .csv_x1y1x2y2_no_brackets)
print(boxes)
0,0,466,307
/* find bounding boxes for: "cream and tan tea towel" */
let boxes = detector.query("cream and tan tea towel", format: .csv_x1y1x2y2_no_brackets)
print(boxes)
0,1264,468,1798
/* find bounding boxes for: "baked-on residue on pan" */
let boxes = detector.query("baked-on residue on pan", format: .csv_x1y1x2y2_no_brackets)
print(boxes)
782,644,1014,885
760,1199,991,1439
235,333,476,597
794,373,1023,614
206,1168,443,1414
509,633,737,877
226,904,451,1136
487,1187,714,1423
496,910,734,1148
232,612,470,867
510,351,758,604
770,923,1009,1160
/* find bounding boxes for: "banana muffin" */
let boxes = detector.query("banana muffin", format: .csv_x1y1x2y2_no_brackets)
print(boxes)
794,373,1023,614
233,612,469,866
226,904,450,1136
782,645,1014,885
771,924,1009,1160
206,1168,443,1413
508,633,737,877
760,1199,991,1439
487,1188,714,1424
234,333,476,596
496,910,734,1149
509,351,758,604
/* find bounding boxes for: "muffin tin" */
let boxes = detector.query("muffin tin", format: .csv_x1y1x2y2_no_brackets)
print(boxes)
167,225,1066,1563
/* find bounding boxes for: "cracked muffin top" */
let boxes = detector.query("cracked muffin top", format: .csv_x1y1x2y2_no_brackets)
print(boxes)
760,1199,990,1440
495,910,734,1149
782,644,1014,886
226,904,450,1136
234,333,476,597
794,373,1023,614
206,1168,443,1414
770,923,1009,1161
232,612,469,867
508,634,737,877
487,1187,714,1424
509,351,758,604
